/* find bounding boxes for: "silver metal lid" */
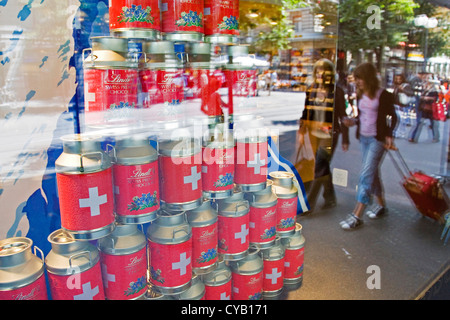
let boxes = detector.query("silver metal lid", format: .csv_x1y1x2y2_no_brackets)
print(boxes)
230,246,263,275
186,200,218,227
56,134,112,174
176,273,205,300
98,224,146,255
46,229,100,275
0,237,44,291
164,32,204,42
216,194,249,218
113,135,158,165
201,258,231,287
205,34,238,45
85,37,137,69
261,237,285,261
269,172,298,199
280,223,305,250
158,138,201,157
0,237,34,268
91,36,129,52
147,210,192,244
245,180,278,208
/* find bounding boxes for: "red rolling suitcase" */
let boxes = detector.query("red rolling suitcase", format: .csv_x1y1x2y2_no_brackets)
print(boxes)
388,148,449,223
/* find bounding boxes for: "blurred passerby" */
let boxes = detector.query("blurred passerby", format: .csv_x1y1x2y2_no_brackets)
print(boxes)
339,62,397,230
297,59,349,212
392,73,414,138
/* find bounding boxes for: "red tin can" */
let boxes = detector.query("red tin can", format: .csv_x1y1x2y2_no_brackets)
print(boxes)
46,229,105,300
204,0,239,43
111,135,159,224
109,0,161,39
158,137,203,211
161,0,204,42
202,124,235,199
140,41,184,109
98,224,148,300
55,134,115,240
0,237,48,300
202,259,232,300
269,172,298,237
186,200,218,273
230,246,263,300
245,180,278,249
83,37,139,127
234,125,268,192
261,238,285,299
216,191,250,261
147,210,193,294
280,223,305,289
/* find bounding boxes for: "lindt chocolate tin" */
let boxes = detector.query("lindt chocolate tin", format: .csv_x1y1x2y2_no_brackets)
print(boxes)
269,171,298,237
83,36,139,127
202,124,235,199
230,246,263,300
158,137,203,211
46,229,105,300
98,224,148,300
204,0,239,44
140,41,184,108
0,237,48,300
109,0,161,40
234,119,268,192
261,237,285,299
202,258,232,300
55,134,115,240
161,0,204,42
186,200,218,273
147,210,193,294
216,192,250,261
245,180,278,249
111,135,160,224
280,223,305,289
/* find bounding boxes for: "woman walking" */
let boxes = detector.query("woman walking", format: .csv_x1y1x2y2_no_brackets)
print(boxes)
340,63,398,230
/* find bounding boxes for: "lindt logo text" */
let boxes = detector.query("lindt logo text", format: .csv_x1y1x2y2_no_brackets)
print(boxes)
105,73,132,84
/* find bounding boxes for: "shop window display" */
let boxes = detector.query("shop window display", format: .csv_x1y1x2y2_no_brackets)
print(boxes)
0,0,449,302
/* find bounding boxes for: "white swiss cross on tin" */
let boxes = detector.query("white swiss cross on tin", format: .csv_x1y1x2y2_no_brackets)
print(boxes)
184,166,201,190
79,187,108,217
247,153,265,174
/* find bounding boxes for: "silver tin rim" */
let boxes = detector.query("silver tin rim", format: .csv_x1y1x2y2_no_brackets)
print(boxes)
115,210,159,225
205,34,238,44
164,32,204,42
111,28,161,40
236,181,267,192
151,279,192,295
186,200,218,228
221,249,248,261
203,188,233,200
97,223,147,255
62,222,115,241
160,198,202,212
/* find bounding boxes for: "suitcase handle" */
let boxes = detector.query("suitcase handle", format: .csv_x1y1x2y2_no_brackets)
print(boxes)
387,147,413,180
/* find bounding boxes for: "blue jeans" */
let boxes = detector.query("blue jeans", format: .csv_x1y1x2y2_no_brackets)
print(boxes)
356,135,386,205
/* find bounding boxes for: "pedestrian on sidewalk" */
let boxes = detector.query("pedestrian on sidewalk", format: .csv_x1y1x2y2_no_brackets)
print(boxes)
409,76,440,143
339,62,398,230
296,59,349,212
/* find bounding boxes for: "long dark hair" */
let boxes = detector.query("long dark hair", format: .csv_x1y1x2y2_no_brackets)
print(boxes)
353,62,380,99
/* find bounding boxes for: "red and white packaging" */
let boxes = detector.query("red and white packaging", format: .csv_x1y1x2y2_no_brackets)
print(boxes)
230,248,264,300
204,0,239,37
217,214,249,258
158,138,203,210
0,274,48,300
100,247,148,300
57,169,115,236
140,69,184,107
284,246,304,282
276,197,297,234
234,140,268,188
48,261,105,300
148,240,193,291
109,0,161,32
161,0,204,34
248,206,277,246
